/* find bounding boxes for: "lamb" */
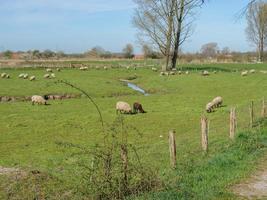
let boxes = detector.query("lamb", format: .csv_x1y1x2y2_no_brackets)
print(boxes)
29,76,36,81
46,68,53,72
44,74,50,79
116,101,132,114
31,95,49,105
241,71,248,76
212,96,223,108
133,102,146,113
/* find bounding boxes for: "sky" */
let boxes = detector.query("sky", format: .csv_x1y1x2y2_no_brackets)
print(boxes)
0,0,254,53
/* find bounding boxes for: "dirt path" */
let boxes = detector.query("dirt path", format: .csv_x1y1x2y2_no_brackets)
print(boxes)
233,156,267,199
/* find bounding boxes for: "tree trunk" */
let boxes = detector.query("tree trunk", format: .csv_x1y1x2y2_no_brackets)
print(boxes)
163,0,175,72
171,0,185,70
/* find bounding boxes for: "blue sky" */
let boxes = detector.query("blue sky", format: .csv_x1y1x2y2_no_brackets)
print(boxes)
0,0,253,53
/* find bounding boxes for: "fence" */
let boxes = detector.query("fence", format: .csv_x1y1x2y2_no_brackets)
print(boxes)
168,97,267,168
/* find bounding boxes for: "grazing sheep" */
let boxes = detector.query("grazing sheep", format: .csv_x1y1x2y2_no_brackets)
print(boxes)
260,70,267,74
133,102,146,113
126,66,130,70
104,66,108,70
23,74,29,79
6,74,10,79
1,73,7,78
116,101,132,114
56,68,61,72
79,66,88,71
46,68,52,72
178,71,182,75
206,102,214,113
249,69,255,74
185,71,189,75
212,96,223,108
31,95,48,105
29,76,36,81
202,71,210,76
169,71,176,75
241,71,248,76
50,73,56,78
44,74,50,79
152,67,158,72
19,73,25,78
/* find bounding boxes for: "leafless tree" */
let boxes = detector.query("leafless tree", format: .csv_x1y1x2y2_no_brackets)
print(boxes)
200,42,219,58
246,1,267,61
133,0,204,71
123,44,134,58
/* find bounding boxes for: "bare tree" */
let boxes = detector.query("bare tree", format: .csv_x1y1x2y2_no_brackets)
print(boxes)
123,44,134,58
133,0,204,71
246,1,267,62
200,42,219,58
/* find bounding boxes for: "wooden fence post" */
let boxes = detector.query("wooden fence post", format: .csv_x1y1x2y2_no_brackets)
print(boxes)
250,101,254,128
168,130,176,169
201,116,209,152
262,98,266,118
230,108,236,139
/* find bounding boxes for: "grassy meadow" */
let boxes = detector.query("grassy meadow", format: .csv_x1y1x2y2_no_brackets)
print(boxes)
1,62,267,199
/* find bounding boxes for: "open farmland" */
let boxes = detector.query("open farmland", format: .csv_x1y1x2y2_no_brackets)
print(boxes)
1,62,267,199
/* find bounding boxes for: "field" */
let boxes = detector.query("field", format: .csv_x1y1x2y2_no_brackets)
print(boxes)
1,61,267,199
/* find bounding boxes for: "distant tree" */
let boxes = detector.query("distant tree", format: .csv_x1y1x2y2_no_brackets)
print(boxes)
56,51,65,58
133,0,204,71
200,42,219,58
221,47,231,55
246,1,267,62
3,50,12,59
32,50,41,59
123,44,134,58
42,50,55,59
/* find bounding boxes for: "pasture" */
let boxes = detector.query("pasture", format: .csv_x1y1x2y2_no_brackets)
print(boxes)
1,62,267,199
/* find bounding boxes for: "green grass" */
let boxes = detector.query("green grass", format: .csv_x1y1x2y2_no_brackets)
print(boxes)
1,62,267,199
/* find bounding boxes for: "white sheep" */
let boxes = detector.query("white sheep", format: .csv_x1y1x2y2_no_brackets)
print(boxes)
185,71,189,75
212,96,223,108
23,74,29,79
19,73,25,78
1,73,7,78
152,67,158,72
202,71,210,76
46,68,53,72
79,66,88,71
241,71,248,76
178,71,182,75
249,69,255,74
56,68,61,72
50,73,56,78
104,66,108,70
206,102,214,113
116,101,132,114
31,95,48,105
169,71,176,75
29,76,36,81
44,74,50,79
6,74,10,79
